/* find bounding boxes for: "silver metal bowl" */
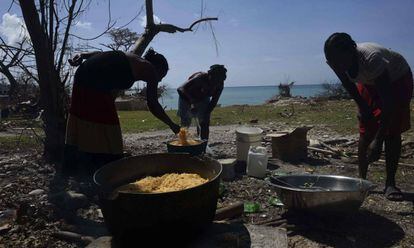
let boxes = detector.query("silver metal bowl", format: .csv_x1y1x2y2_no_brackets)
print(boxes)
269,174,376,213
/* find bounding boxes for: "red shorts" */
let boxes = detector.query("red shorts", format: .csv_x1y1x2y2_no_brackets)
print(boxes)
357,70,413,135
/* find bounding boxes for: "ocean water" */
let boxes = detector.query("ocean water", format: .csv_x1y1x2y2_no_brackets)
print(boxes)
158,84,325,110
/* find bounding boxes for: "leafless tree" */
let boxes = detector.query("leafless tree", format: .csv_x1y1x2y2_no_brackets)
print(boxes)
0,36,36,100
17,0,94,162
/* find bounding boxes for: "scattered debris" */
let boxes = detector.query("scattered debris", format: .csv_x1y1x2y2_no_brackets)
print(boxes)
1,124,413,247
244,202,261,213
0,209,17,234
268,197,284,207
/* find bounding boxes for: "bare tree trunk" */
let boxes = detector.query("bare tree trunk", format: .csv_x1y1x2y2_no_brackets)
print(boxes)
131,28,158,56
0,63,19,99
19,0,66,162
131,0,157,56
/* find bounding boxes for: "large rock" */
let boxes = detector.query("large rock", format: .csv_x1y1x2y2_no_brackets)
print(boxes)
50,191,89,211
86,237,113,248
65,191,89,210
28,189,45,196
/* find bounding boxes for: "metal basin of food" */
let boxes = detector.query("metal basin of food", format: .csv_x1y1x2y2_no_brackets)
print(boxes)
93,153,222,240
269,174,375,213
167,139,208,156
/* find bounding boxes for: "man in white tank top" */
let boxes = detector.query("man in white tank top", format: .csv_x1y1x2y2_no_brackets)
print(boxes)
324,33,413,201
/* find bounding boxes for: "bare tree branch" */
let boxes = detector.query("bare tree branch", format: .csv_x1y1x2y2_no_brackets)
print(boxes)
116,5,144,30
62,71,69,84
57,0,77,73
69,8,143,42
69,21,116,41
52,5,60,52
7,0,17,12
208,21,219,56
8,50,22,67
132,0,219,55
194,0,206,32
39,0,48,36
17,61,39,82
49,0,54,52
156,17,218,33
107,0,112,29
145,0,154,27
68,0,116,41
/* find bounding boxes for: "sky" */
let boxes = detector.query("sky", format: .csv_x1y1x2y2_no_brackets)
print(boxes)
1,0,414,88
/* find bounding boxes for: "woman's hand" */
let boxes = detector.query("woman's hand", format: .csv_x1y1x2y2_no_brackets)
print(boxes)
367,138,383,163
170,123,181,134
68,54,83,66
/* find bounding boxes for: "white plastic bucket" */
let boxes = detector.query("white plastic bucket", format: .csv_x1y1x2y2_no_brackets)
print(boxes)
247,146,268,178
236,127,263,162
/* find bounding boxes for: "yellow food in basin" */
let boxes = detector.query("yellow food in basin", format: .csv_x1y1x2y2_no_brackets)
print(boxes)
170,128,201,146
118,173,208,193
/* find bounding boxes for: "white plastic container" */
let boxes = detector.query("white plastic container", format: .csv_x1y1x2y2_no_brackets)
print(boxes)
236,127,263,162
247,146,268,178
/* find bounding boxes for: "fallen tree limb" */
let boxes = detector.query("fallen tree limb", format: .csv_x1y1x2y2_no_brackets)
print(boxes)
253,216,285,226
307,146,414,168
319,141,341,154
307,146,337,156
214,202,244,221
52,231,94,245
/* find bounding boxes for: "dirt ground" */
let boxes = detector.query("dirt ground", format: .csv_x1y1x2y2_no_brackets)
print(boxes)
0,124,413,247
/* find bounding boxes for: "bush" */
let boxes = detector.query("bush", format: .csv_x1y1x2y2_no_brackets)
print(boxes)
131,84,168,100
317,82,350,100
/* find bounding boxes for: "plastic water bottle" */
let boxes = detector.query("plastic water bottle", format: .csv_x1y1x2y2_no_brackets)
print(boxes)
247,146,268,178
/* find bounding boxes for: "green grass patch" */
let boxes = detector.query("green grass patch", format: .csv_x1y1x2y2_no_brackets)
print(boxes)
118,100,363,134
0,135,42,150
1,115,43,128
118,110,180,133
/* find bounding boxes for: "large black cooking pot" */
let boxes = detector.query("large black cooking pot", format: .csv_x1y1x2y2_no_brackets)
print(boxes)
93,153,222,241
166,139,208,156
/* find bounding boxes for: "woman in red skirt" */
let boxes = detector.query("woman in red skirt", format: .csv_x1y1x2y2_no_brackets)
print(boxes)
64,48,180,176
324,33,412,201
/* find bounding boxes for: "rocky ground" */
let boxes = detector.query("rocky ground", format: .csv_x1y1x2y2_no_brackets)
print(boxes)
1,123,413,247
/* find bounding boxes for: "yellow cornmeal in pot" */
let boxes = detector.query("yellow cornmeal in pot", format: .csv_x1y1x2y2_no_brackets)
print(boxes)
169,140,200,146
170,128,201,146
118,173,208,193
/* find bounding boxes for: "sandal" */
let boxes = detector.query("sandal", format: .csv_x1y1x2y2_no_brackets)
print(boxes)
384,186,404,202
